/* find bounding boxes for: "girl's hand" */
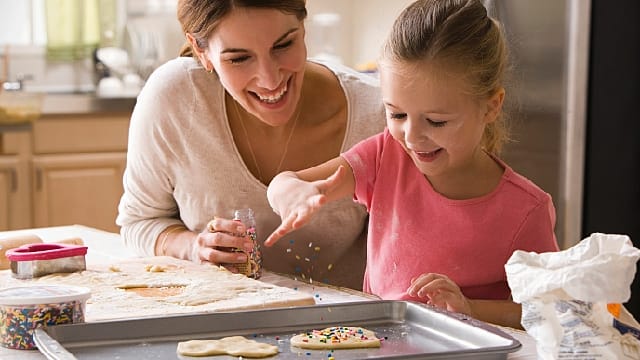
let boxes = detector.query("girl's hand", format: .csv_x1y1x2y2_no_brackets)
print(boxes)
265,167,346,246
191,217,254,273
407,273,475,316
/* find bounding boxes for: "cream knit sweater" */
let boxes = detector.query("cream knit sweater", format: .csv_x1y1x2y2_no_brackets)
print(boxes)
116,57,385,289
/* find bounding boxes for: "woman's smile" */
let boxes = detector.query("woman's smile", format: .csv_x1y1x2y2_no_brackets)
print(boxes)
250,76,292,109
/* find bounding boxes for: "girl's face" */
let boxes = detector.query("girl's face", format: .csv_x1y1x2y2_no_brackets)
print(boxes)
198,8,307,127
379,60,503,181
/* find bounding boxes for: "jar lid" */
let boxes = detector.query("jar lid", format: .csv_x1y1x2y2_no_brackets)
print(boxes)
0,285,91,305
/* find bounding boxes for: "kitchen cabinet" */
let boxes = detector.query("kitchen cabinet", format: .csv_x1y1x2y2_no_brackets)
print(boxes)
0,156,21,230
30,114,130,233
0,112,130,233
32,152,126,232
0,131,31,231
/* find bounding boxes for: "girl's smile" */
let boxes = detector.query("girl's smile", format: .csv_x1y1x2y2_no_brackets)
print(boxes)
412,148,444,163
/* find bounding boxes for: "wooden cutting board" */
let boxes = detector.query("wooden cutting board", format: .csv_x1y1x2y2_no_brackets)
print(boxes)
0,256,315,321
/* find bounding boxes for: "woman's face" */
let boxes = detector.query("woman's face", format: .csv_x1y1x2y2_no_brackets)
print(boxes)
379,60,502,181
202,7,307,127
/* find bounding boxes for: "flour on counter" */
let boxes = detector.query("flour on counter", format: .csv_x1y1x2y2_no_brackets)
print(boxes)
0,256,315,321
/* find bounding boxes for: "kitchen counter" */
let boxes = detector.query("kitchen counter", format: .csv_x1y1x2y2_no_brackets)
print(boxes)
0,93,134,134
41,93,136,115
0,225,538,359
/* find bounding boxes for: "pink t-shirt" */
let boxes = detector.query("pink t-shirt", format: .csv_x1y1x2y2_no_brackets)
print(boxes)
342,129,559,301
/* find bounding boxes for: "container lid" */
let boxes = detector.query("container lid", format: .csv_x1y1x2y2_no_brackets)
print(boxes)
6,243,87,261
0,285,91,305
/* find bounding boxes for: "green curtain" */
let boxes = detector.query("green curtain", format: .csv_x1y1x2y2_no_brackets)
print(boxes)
45,0,100,60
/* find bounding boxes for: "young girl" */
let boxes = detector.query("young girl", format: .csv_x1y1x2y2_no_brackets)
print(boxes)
264,0,559,329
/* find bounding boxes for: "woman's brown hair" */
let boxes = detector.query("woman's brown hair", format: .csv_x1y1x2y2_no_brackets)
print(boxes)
177,0,308,57
381,0,510,155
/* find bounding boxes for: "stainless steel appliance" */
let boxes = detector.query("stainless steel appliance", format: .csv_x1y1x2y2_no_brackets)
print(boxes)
482,0,591,250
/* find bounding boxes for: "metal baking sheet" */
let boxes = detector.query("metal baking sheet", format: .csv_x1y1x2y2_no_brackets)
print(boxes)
35,300,521,359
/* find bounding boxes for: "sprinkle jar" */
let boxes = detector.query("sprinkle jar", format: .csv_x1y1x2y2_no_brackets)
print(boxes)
233,208,263,279
0,285,91,350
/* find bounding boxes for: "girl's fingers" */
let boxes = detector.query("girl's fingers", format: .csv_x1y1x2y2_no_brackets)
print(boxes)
408,273,442,295
264,213,298,246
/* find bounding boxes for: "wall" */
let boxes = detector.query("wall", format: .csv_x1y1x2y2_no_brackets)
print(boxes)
1,1,412,87
349,0,414,67
306,0,413,68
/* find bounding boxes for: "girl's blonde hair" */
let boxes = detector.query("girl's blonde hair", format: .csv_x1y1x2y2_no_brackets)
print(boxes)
382,0,510,155
177,0,307,57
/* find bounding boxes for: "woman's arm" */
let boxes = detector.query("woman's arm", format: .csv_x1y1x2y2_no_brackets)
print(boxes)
265,156,355,246
154,222,254,271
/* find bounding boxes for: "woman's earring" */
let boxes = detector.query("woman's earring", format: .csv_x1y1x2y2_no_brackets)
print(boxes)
208,67,214,74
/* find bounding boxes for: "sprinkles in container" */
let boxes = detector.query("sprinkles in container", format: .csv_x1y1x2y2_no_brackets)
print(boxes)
0,285,91,350
233,208,263,279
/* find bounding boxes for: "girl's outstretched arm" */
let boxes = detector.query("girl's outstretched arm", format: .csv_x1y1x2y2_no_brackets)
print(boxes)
265,156,355,246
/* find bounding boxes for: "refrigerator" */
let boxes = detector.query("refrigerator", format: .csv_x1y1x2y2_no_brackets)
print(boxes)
487,0,640,316
482,0,590,251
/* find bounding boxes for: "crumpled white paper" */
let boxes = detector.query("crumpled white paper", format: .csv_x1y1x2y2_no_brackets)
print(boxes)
506,233,640,360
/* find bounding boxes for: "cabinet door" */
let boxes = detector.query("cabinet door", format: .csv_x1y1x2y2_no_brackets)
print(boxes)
0,156,31,231
32,153,126,233
0,157,18,230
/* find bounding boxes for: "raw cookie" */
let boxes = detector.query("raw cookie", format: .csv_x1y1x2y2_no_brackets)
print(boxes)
177,336,278,358
290,326,381,350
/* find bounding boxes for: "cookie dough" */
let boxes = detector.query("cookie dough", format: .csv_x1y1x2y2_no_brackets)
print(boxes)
177,336,278,358
290,326,381,350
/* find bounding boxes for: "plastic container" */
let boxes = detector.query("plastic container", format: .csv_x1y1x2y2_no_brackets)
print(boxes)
233,208,262,279
0,285,91,350
6,243,88,279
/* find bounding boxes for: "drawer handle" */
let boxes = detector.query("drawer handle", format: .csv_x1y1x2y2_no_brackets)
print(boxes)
9,168,17,193
35,167,42,191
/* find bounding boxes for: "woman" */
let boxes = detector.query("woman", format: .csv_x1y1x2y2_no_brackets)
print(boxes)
116,0,385,289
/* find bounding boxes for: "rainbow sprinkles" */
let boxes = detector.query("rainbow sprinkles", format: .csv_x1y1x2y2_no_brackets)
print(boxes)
290,326,381,350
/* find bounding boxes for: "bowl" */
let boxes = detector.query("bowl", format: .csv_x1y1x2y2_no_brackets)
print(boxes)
0,285,91,350
0,91,44,125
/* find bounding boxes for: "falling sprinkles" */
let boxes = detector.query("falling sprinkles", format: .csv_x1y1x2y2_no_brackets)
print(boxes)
286,237,331,286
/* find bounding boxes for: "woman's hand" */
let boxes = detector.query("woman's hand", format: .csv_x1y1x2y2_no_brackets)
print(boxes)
407,273,475,317
264,167,346,246
191,217,254,273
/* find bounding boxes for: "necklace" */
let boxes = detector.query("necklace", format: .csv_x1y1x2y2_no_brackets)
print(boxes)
233,96,302,183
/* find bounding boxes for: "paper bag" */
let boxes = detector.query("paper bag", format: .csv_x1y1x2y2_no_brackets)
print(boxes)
506,233,640,359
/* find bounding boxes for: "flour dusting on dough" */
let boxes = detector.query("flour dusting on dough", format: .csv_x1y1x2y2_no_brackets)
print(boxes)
19,256,315,321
